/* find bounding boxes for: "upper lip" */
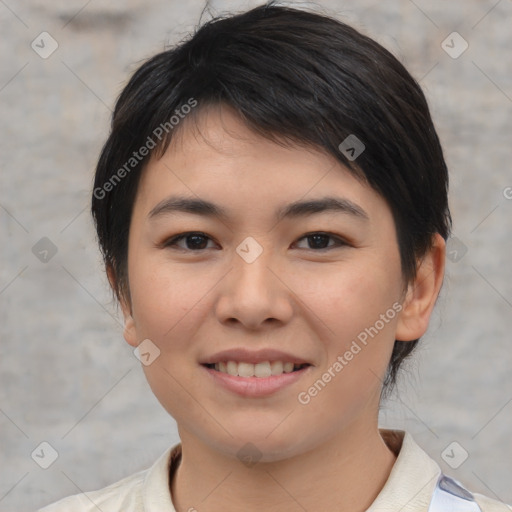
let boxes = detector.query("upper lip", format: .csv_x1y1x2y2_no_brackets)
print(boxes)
200,348,312,366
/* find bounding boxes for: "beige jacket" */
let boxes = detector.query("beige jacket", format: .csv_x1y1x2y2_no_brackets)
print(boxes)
38,429,511,512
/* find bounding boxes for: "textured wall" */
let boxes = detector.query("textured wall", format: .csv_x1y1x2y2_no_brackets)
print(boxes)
1,1,511,510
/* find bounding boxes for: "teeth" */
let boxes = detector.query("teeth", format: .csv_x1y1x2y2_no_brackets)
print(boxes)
238,362,254,377
283,362,294,373
211,360,306,378
255,362,272,378
270,361,283,375
227,361,238,376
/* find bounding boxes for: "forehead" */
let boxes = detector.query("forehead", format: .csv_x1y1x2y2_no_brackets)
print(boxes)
134,105,392,227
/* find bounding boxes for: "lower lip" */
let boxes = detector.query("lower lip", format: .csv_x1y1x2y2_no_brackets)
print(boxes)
201,365,311,398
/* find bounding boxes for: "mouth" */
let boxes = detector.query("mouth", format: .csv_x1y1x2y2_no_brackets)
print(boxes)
202,361,311,378
201,360,312,397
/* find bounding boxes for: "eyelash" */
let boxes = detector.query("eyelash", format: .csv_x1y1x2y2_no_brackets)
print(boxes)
162,231,349,252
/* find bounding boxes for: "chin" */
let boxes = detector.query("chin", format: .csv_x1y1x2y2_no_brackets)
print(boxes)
216,422,316,463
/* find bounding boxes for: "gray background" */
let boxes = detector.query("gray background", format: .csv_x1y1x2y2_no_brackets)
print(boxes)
1,0,511,510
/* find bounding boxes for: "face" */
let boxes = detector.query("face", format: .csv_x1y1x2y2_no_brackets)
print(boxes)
119,104,430,462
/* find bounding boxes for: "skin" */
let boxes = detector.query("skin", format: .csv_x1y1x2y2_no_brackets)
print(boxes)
114,104,446,512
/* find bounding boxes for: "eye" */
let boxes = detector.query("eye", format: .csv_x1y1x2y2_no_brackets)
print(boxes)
163,232,216,251
294,232,348,251
161,231,349,252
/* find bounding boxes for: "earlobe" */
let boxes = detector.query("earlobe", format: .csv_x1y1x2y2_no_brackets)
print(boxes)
394,233,446,342
107,265,139,348
122,315,139,348
119,295,138,348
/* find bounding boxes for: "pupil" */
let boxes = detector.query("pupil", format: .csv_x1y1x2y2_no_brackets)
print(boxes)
187,235,207,250
185,234,330,250
309,234,329,249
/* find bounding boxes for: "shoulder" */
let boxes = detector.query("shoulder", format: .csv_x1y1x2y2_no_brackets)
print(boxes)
473,492,512,512
430,472,511,512
378,429,511,512
37,468,147,512
36,443,180,512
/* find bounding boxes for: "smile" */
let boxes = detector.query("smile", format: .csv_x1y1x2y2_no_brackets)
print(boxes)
201,362,312,398
203,361,310,378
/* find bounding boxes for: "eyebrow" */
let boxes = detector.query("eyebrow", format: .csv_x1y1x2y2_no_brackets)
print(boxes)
148,195,370,223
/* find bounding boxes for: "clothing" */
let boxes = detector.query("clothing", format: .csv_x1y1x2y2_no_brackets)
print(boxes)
38,429,511,512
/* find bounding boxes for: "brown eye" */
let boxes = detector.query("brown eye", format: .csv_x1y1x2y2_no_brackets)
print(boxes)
295,232,348,250
164,232,215,251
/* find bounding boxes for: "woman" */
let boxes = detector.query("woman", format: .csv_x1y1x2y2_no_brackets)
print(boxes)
39,2,511,511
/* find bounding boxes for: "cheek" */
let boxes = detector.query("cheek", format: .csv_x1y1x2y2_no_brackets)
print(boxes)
288,258,402,402
129,260,215,420
129,255,212,341
287,258,401,339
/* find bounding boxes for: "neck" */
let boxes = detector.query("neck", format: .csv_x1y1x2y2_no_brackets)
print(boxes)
171,421,398,512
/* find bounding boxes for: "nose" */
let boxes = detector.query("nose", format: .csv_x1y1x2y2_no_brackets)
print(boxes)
214,242,294,330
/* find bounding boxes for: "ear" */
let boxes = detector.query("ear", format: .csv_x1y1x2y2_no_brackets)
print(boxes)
395,233,446,342
107,265,139,348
